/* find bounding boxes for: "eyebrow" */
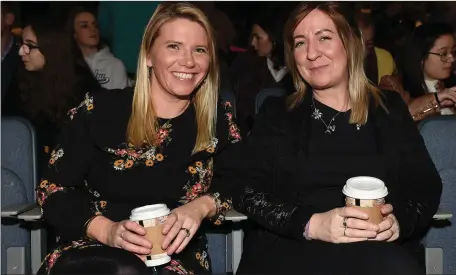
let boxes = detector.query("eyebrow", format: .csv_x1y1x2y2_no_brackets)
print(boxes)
164,40,208,48
24,39,37,45
293,28,334,39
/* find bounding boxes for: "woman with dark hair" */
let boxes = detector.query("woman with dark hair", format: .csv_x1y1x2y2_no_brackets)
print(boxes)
229,10,293,135
380,23,456,121
16,15,100,171
68,6,130,90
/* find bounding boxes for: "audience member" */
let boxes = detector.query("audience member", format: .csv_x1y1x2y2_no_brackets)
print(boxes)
230,11,293,135
15,15,100,172
233,2,441,274
356,11,396,84
1,2,22,105
36,3,241,274
380,23,456,121
68,6,130,90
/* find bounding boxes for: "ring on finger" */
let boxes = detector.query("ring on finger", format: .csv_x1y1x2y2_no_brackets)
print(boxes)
343,217,348,228
180,227,191,238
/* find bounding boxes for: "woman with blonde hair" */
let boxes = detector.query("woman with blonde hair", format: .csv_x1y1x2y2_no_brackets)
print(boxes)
36,3,241,274
233,2,441,274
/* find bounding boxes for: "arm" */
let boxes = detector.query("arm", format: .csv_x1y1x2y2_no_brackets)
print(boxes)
387,92,443,242
203,100,243,225
36,93,101,241
232,98,311,240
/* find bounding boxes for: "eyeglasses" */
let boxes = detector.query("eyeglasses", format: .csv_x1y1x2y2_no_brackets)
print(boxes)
428,49,456,63
16,40,40,55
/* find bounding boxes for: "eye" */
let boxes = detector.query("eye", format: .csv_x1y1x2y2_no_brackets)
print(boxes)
319,36,332,42
195,47,207,54
167,44,179,50
294,41,305,48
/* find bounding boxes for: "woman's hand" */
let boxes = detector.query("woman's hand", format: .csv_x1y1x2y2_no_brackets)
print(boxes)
161,196,216,255
308,207,380,243
369,204,400,242
437,86,456,108
87,216,152,261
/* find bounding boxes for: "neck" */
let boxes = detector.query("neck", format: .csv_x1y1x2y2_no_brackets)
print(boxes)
2,32,12,57
150,81,191,119
313,85,350,112
79,45,98,57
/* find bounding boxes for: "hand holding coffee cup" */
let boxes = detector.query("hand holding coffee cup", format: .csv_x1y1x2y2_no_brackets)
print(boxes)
369,204,400,242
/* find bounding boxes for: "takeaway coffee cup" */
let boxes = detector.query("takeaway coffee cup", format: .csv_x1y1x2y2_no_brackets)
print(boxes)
342,176,388,224
130,204,171,267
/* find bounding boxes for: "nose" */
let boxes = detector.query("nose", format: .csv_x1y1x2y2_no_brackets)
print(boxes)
307,41,321,61
18,45,25,56
179,50,195,68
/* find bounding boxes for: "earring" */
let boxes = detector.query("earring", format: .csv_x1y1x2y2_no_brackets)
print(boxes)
148,66,153,79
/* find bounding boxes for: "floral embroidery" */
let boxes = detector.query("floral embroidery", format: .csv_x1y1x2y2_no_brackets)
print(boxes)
208,192,232,225
164,259,194,275
223,101,241,143
105,122,172,171
48,147,64,167
91,200,107,216
181,159,213,204
42,239,101,274
195,250,210,271
36,179,66,207
67,93,94,120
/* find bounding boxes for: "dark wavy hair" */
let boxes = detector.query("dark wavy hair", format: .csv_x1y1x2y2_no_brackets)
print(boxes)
402,23,454,98
252,12,287,70
18,15,99,125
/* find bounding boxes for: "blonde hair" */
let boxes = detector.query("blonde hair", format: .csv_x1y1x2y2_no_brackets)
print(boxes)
127,2,219,153
284,2,386,125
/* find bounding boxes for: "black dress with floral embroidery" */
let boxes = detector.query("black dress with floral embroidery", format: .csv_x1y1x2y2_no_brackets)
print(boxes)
36,88,242,274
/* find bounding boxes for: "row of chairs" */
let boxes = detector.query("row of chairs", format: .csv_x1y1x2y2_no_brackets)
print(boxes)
2,88,455,274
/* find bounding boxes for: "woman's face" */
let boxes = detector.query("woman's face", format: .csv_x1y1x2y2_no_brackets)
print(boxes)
19,25,45,71
423,34,455,81
147,18,210,99
250,24,273,57
293,9,348,90
74,12,99,48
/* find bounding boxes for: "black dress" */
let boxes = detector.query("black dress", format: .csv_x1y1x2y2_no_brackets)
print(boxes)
36,88,242,274
233,91,442,274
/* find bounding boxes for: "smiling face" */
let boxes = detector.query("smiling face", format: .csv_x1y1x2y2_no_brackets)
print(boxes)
147,18,210,100
293,9,348,90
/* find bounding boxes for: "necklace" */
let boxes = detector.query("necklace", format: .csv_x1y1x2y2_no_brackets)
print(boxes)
311,97,361,134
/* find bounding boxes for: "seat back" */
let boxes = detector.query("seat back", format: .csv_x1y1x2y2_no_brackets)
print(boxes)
255,88,286,114
207,232,228,274
1,117,38,202
220,88,237,119
418,116,456,274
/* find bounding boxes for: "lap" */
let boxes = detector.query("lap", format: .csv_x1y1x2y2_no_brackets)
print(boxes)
37,240,197,275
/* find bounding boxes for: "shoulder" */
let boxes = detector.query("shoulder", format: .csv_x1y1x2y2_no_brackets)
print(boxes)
376,89,410,120
67,87,134,121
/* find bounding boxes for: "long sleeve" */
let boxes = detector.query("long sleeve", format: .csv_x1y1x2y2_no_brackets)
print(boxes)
387,92,443,242
206,100,242,225
36,93,99,241
232,98,311,240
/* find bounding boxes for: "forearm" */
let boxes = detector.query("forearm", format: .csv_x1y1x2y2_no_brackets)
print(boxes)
86,215,115,244
408,94,440,121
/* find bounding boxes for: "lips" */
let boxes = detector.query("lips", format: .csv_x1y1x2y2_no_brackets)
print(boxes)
172,72,195,80
309,65,328,72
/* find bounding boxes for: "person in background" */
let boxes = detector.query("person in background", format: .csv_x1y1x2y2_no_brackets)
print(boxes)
356,11,397,84
15,15,100,172
379,23,456,121
233,2,441,274
36,3,241,274
1,2,22,105
97,1,161,78
69,6,129,90
230,11,293,135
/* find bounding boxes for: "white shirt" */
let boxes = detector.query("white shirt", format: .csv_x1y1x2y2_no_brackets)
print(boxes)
267,57,288,83
425,79,454,115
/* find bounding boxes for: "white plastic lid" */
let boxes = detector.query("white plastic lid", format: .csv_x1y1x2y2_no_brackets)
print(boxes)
129,204,170,221
342,176,388,199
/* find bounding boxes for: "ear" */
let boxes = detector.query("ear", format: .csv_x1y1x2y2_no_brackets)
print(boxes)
5,13,15,26
146,54,153,68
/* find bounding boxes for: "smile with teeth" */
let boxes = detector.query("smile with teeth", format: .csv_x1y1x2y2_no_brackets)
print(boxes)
173,72,195,80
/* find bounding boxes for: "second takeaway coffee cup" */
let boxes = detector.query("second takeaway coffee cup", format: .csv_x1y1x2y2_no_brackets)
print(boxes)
130,204,171,267
342,176,388,224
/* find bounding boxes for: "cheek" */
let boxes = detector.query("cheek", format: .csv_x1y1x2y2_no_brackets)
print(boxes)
196,56,210,75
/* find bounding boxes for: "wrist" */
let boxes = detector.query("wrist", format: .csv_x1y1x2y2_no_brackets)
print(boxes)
86,215,114,244
307,214,320,240
195,195,217,218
